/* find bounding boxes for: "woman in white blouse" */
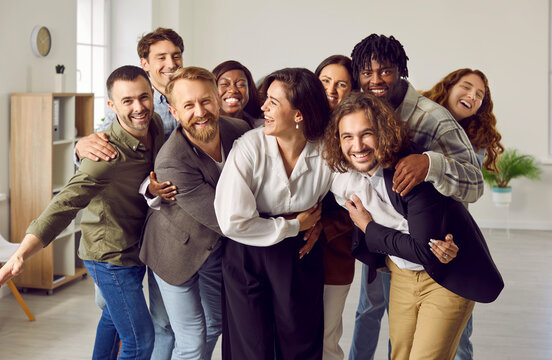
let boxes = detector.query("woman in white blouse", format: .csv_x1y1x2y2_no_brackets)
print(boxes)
214,68,332,360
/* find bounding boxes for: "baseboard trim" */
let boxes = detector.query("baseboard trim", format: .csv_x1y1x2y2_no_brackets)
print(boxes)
476,220,552,231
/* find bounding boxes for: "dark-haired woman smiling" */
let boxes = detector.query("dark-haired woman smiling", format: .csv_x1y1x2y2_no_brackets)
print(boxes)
213,60,262,128
315,54,356,360
215,68,333,360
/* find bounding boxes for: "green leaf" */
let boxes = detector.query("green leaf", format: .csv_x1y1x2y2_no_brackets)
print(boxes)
482,149,541,188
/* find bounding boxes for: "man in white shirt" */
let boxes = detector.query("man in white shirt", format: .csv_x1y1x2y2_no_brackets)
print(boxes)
348,34,482,360
324,92,499,359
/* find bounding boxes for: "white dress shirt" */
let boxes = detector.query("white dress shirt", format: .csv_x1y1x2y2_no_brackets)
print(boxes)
214,127,333,247
331,167,423,271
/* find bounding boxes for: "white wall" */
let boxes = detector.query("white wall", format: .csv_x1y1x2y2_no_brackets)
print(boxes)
0,0,76,297
110,0,152,69
169,0,551,229
1,0,550,267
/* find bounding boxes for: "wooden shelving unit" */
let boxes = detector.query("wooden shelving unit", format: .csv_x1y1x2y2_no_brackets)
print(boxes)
10,93,94,294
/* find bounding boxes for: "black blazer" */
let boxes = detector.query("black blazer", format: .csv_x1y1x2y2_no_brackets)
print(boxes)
351,147,504,303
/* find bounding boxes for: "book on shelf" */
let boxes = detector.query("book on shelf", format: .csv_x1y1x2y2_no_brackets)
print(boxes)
53,274,66,284
53,98,60,141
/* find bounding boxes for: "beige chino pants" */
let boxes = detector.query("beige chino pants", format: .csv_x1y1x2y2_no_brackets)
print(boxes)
386,257,474,360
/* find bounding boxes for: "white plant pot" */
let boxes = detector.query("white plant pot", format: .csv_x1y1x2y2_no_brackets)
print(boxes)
492,187,512,207
55,73,64,93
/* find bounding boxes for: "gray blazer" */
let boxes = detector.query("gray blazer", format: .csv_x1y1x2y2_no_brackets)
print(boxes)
139,116,250,285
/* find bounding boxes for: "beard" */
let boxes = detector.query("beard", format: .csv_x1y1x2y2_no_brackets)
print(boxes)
344,147,379,174
183,112,219,143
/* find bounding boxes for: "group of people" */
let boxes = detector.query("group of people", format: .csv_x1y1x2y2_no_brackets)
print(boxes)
0,27,505,360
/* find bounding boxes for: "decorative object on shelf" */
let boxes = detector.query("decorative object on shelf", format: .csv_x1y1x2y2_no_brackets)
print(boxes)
31,25,51,57
482,148,542,207
55,64,65,93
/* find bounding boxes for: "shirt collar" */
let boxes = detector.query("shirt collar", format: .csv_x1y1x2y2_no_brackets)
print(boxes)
153,86,168,105
110,113,163,152
265,135,320,159
360,166,384,186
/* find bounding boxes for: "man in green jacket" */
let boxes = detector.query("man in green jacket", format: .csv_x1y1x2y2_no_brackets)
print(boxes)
0,65,164,360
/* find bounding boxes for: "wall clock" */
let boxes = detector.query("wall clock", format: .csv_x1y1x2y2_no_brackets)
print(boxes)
31,25,51,57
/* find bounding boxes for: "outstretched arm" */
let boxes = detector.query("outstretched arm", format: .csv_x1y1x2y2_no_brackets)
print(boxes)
0,234,43,286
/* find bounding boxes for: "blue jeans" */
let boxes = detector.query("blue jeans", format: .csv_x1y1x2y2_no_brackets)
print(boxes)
84,260,154,360
154,246,223,360
455,315,473,360
93,284,118,360
148,267,176,360
348,267,390,360
349,264,473,360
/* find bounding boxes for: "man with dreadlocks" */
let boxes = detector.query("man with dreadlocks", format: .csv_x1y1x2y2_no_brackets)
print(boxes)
347,34,483,360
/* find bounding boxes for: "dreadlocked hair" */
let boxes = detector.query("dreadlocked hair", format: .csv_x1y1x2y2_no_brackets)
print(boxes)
351,34,409,83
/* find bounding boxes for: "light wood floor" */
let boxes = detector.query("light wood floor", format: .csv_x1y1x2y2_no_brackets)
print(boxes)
1,229,551,359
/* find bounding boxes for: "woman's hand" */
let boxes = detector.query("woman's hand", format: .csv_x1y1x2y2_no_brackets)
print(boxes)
429,234,458,264
296,203,322,231
345,194,373,233
147,171,177,201
299,222,322,259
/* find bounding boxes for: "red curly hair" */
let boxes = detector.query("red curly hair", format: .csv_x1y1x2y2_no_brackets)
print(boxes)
422,68,504,172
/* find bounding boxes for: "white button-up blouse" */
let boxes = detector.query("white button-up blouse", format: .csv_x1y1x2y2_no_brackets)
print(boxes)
214,128,333,247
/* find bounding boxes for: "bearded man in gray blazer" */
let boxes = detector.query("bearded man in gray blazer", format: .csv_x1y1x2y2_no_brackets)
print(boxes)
140,66,250,360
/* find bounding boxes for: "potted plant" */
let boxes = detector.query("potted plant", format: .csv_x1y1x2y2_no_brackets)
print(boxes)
482,148,542,207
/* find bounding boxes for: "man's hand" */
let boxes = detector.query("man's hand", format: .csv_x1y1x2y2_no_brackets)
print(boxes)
75,132,117,162
429,234,458,264
345,194,373,233
147,172,177,201
299,222,322,259
392,154,429,196
0,255,24,287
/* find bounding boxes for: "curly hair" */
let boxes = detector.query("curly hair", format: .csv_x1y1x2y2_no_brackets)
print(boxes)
421,68,504,172
323,91,409,173
350,34,409,84
212,60,262,119
259,68,330,141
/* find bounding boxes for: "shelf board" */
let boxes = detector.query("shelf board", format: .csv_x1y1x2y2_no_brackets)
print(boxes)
52,267,88,289
53,139,74,145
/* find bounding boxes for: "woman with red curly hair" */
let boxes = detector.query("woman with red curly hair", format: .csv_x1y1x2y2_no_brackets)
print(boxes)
422,69,504,172
422,69,504,359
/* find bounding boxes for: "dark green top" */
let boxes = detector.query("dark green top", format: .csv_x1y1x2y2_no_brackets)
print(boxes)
27,114,165,267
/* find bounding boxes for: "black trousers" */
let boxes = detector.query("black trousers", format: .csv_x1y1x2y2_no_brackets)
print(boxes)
222,233,324,360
